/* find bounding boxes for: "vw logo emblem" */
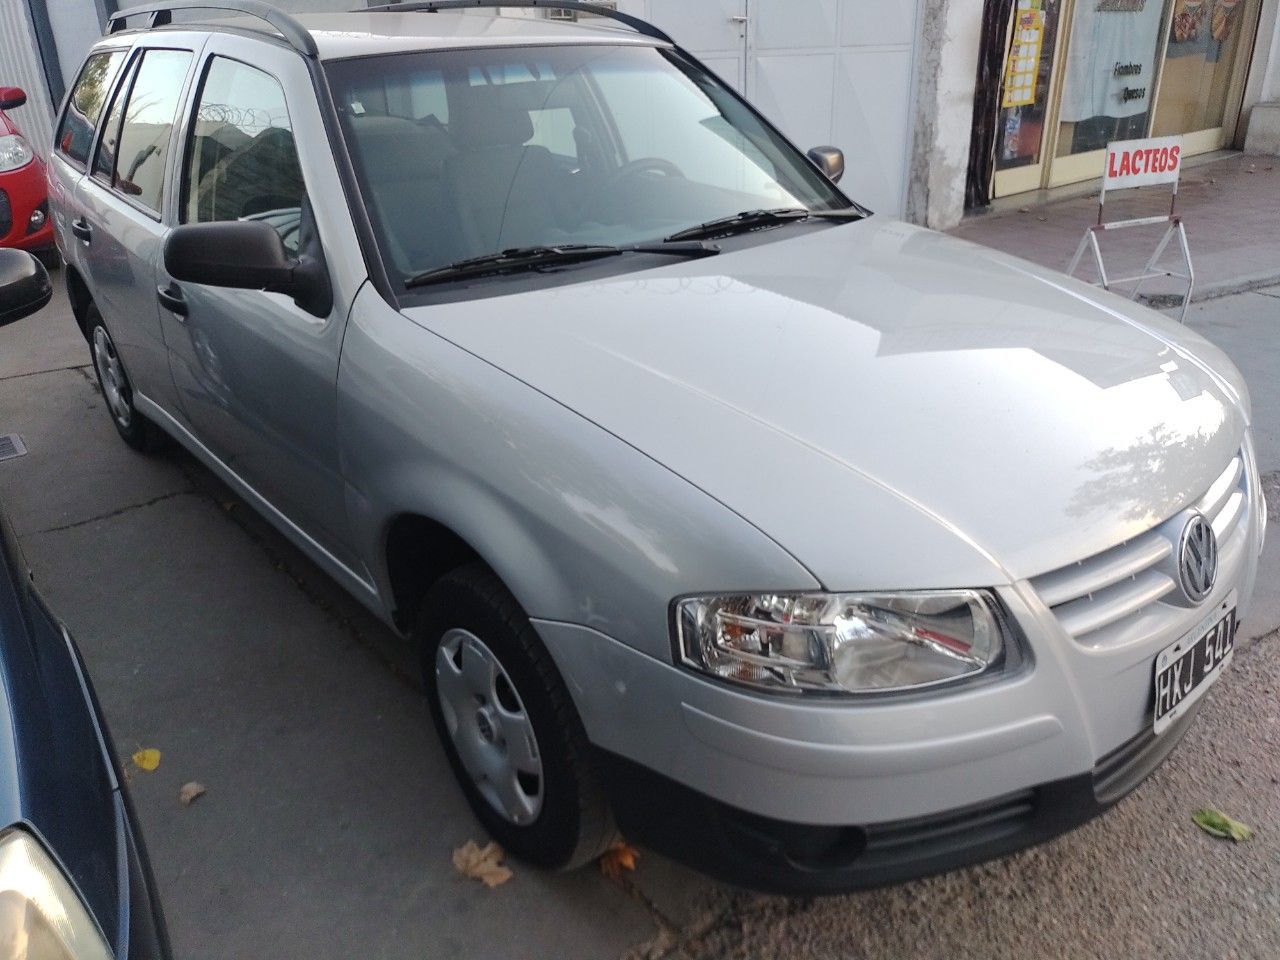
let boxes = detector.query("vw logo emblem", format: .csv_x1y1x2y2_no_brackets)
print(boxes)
1178,514,1218,603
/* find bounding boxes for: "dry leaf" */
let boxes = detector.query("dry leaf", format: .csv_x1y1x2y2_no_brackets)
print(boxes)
131,748,161,772
599,842,640,880
452,840,512,888
179,782,206,806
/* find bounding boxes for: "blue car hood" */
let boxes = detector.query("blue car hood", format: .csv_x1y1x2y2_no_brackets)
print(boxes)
0,509,124,951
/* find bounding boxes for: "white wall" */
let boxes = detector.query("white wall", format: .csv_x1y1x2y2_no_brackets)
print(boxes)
1259,2,1280,101
0,0,57,158
627,0,923,216
45,0,107,89
46,0,928,217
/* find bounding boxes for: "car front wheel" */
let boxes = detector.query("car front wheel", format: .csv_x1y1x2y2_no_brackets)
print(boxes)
418,564,618,869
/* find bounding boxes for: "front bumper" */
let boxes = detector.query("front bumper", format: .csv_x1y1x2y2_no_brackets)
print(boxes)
534,440,1262,891
596,700,1202,894
0,160,54,252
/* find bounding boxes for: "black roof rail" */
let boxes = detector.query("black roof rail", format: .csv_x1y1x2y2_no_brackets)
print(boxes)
106,0,319,58
360,0,674,46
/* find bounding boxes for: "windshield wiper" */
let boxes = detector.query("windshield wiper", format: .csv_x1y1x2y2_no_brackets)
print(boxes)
664,206,865,243
405,241,718,289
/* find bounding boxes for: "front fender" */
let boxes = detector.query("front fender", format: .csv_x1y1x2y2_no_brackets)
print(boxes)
338,287,820,661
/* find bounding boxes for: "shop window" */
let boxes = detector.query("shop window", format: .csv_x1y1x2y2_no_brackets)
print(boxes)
994,0,1066,172
1056,0,1168,158
1152,0,1251,136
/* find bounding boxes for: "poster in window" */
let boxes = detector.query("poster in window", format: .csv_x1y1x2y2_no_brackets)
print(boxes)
1058,0,1167,122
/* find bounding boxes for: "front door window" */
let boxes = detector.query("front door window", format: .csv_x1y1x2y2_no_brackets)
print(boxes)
182,56,307,253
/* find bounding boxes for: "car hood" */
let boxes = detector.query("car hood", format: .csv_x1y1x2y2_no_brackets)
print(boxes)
403,218,1248,589
0,510,124,951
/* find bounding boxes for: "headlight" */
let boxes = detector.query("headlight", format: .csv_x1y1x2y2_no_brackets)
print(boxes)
676,590,1008,695
0,829,112,960
0,135,33,173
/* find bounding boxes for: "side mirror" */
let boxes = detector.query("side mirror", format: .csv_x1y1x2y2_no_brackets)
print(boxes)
0,249,53,327
807,145,845,184
0,87,27,111
164,220,331,318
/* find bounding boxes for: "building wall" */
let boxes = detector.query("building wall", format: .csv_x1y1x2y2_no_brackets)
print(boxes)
624,0,923,216
0,0,58,158
27,0,934,219
904,0,983,229
1253,0,1280,102
45,0,109,88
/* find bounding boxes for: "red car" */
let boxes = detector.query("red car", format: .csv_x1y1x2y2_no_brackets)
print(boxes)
0,86,56,266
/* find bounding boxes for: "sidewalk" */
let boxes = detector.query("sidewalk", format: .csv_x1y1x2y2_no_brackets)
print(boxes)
948,152,1280,305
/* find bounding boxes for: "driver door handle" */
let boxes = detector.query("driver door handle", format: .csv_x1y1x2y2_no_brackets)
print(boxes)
71,217,92,243
156,282,188,318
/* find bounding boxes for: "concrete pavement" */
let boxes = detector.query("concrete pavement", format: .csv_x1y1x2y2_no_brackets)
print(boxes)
949,153,1280,303
0,280,1276,960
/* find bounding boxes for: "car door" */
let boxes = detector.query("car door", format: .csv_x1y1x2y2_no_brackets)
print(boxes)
74,39,201,418
48,47,129,315
160,34,368,574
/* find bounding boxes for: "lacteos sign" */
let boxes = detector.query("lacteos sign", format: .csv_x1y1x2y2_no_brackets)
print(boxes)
1104,136,1183,190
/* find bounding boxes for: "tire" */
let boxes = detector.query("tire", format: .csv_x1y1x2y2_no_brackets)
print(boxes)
87,306,166,453
418,564,618,869
35,247,61,271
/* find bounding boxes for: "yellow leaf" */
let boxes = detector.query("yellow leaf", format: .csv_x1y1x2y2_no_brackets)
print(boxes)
599,842,640,880
131,748,161,772
452,840,513,888
179,782,206,806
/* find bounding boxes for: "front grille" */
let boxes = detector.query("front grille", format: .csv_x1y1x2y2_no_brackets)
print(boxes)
1031,449,1249,648
0,189,10,238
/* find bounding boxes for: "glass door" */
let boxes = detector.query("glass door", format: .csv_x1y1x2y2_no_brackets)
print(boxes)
992,0,1069,197
1150,0,1261,153
1048,0,1175,187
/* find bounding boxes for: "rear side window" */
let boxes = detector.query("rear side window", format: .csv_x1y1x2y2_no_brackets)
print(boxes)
92,55,140,182
109,49,192,214
182,57,306,252
55,50,127,168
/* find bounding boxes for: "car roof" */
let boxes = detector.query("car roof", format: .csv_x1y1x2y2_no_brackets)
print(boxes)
103,10,665,61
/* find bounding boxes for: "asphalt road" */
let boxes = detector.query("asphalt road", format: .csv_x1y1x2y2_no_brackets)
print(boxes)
1,281,1277,960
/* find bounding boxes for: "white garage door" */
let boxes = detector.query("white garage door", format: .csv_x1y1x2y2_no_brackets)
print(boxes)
625,0,920,216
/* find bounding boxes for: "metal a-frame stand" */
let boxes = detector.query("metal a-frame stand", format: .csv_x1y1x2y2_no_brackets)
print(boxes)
1066,172,1194,323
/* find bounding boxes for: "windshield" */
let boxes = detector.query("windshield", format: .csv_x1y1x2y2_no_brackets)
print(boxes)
326,44,853,285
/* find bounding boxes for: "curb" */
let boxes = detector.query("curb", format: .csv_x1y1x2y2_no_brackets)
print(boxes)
1136,270,1280,310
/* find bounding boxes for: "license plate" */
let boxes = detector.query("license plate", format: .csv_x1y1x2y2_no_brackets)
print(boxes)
1153,591,1237,735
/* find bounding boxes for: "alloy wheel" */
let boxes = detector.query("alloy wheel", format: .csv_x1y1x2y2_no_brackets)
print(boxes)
91,326,132,429
435,628,544,825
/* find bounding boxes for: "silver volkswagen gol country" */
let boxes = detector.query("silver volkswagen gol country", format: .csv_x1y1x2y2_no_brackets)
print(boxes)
49,0,1262,893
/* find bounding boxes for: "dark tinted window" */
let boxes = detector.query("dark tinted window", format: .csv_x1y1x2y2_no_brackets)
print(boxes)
183,57,306,252
55,51,127,167
111,49,192,214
